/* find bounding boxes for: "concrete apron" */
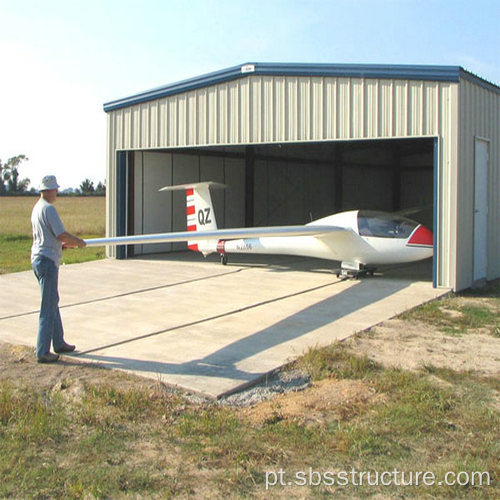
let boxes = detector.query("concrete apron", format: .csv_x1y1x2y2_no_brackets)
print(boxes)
0,254,448,398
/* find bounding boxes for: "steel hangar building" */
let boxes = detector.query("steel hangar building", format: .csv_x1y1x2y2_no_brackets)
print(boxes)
102,63,499,291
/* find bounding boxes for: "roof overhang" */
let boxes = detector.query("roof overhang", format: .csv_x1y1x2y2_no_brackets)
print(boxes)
104,62,499,112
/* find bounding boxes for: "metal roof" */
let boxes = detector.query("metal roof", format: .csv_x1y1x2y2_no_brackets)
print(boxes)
104,62,499,112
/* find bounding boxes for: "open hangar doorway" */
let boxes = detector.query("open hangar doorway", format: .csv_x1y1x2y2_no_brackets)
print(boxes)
123,137,435,279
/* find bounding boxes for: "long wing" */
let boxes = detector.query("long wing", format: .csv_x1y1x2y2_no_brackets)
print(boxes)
84,225,348,247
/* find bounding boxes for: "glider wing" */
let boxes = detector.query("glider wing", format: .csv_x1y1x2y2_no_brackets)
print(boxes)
84,225,348,247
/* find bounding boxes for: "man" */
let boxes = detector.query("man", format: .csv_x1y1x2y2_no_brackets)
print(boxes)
31,175,86,363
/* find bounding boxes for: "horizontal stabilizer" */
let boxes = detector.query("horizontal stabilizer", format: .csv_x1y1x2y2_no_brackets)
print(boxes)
159,182,227,192
84,225,348,248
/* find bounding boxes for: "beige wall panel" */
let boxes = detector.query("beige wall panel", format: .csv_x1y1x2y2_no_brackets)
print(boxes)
437,84,459,290
168,97,177,146
457,80,500,288
274,78,286,142
394,80,408,136
228,81,240,144
351,79,364,138
108,75,461,151
324,78,337,139
239,79,250,144
196,89,207,145
298,77,311,141
187,91,197,145
207,87,218,144
158,99,167,146
250,78,261,143
365,80,379,137
113,110,122,151
217,83,228,145
261,77,274,143
423,83,439,135
132,107,140,149
286,78,298,141
123,108,132,149
378,80,393,137
312,78,324,140
337,78,350,139
408,82,423,136
177,94,187,146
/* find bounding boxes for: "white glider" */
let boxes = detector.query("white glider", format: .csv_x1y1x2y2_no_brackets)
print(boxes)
85,182,433,277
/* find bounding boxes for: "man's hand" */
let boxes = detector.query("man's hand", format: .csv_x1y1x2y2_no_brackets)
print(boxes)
58,232,87,249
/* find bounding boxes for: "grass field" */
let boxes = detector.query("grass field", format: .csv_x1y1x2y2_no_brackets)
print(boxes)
0,320,498,498
0,196,106,274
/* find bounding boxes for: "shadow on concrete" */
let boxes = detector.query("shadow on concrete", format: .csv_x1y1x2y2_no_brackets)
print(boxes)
76,275,413,395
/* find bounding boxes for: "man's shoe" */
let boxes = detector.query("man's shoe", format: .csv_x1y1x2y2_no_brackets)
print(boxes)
37,352,60,363
54,343,76,354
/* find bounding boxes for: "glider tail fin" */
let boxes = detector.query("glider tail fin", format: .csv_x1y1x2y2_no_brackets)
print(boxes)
159,182,226,255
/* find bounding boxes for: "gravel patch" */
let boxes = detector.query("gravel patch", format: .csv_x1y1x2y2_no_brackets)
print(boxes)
219,369,311,407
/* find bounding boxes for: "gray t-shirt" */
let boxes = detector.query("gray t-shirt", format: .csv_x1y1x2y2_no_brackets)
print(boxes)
31,198,66,266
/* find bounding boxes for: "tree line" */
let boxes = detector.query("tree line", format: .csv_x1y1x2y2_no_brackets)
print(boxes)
0,155,105,196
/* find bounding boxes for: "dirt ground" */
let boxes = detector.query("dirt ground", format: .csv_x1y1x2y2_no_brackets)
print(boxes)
345,318,499,376
242,315,499,426
1,290,498,421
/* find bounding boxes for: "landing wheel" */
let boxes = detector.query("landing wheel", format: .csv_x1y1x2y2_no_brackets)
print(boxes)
220,254,228,266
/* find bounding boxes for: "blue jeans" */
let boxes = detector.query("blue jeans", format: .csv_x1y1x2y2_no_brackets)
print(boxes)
32,256,65,358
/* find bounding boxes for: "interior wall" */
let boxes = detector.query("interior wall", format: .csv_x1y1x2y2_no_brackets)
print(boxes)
342,166,394,212
252,140,433,228
133,151,173,255
254,159,336,226
133,151,245,255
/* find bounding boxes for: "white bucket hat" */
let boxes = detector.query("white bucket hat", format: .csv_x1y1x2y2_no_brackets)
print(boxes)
39,175,60,191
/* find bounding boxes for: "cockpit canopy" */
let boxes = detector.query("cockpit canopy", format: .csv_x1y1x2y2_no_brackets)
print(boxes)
357,211,418,239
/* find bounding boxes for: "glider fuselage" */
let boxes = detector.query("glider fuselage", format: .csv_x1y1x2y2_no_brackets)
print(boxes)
213,211,433,267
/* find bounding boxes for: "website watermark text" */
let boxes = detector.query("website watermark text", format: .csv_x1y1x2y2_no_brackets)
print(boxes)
265,468,491,490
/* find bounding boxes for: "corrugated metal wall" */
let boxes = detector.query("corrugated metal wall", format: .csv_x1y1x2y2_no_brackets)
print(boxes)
458,80,500,289
106,75,461,287
107,76,456,149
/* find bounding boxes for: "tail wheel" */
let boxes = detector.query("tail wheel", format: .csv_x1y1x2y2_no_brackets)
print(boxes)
220,254,228,266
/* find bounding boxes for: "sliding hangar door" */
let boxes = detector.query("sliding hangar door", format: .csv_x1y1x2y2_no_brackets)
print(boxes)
104,63,500,290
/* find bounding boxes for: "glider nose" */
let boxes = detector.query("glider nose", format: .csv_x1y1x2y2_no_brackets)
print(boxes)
407,225,433,247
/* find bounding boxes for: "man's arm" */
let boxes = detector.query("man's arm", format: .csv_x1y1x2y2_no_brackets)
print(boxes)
57,232,87,248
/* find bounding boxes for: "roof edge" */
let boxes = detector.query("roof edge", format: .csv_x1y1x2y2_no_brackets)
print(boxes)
459,67,500,94
104,62,498,112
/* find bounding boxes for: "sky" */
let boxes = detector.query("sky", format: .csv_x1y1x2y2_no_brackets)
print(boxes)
0,0,498,190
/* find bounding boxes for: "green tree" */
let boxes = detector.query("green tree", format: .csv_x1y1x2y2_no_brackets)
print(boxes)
95,181,106,196
79,178,95,195
0,155,30,194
